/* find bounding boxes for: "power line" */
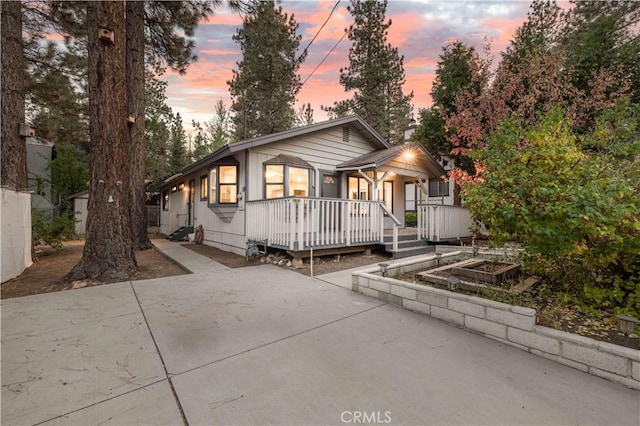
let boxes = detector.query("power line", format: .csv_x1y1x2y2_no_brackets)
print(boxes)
300,28,348,88
297,0,341,64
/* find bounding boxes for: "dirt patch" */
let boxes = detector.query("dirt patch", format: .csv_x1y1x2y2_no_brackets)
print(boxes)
182,243,262,268
1,239,188,299
293,251,390,276
182,243,390,275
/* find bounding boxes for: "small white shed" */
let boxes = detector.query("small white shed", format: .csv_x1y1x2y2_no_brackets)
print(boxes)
69,190,89,235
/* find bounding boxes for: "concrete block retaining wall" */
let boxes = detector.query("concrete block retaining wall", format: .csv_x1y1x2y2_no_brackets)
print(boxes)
353,257,640,390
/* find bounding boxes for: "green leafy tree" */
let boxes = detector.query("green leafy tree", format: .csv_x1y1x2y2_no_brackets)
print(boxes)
229,0,305,140
49,144,89,204
324,0,413,144
462,104,640,315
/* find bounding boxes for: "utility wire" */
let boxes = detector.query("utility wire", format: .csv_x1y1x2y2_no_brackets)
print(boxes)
296,0,341,64
300,28,348,88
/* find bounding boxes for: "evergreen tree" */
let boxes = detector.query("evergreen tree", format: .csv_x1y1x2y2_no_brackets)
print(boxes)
49,144,89,204
228,0,305,140
562,0,640,105
296,103,315,126
413,41,486,172
324,0,413,144
169,113,189,174
1,1,28,191
145,72,173,182
190,100,231,160
67,1,136,283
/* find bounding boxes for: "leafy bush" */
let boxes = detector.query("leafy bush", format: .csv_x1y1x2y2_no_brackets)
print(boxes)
461,102,640,316
32,209,78,250
405,211,417,227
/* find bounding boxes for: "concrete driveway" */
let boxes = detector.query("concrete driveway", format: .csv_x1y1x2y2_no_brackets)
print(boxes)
2,243,638,425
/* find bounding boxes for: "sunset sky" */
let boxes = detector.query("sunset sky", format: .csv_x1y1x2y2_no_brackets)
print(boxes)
162,0,537,134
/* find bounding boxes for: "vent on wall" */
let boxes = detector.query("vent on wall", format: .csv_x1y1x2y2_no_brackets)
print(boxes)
342,127,350,143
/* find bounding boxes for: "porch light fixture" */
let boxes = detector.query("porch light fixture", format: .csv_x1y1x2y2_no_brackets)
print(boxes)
616,314,638,347
178,183,185,191
403,149,416,161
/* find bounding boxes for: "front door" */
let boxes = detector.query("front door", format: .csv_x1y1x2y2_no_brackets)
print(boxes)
321,172,339,198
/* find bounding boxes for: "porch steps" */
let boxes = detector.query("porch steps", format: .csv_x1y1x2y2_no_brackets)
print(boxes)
167,226,194,242
383,234,436,259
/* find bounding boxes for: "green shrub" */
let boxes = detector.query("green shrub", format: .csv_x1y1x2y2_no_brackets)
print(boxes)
405,211,417,227
462,103,640,317
32,209,78,250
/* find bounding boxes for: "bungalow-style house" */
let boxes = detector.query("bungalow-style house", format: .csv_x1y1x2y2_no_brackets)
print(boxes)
155,115,473,258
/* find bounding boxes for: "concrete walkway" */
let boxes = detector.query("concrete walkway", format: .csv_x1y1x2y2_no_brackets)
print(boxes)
2,241,638,425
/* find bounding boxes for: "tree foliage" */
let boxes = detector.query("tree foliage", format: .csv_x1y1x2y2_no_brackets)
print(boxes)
49,143,89,203
228,0,305,140
169,113,189,174
462,103,640,315
191,100,231,161
324,0,412,144
412,40,488,172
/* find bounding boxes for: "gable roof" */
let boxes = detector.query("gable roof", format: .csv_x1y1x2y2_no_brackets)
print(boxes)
336,142,446,177
161,115,390,185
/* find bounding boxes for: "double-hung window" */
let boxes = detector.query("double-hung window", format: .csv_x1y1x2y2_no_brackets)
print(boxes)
429,178,450,197
209,164,238,205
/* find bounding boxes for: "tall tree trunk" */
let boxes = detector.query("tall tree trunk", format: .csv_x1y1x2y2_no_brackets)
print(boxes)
1,1,27,191
127,0,151,250
66,1,136,283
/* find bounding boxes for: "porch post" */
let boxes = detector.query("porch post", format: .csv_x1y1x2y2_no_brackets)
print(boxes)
289,199,295,250
345,200,351,246
297,199,305,250
417,204,422,239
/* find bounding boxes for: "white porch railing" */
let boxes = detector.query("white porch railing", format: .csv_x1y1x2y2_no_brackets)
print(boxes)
417,204,474,241
246,197,398,251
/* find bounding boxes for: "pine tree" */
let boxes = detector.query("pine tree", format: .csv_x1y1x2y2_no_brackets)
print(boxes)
1,1,28,191
169,113,189,174
412,41,487,172
144,73,173,182
67,1,136,283
324,0,413,144
228,0,305,140
562,1,640,106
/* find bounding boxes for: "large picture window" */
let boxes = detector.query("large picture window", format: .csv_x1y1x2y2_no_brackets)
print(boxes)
264,164,310,198
209,164,238,205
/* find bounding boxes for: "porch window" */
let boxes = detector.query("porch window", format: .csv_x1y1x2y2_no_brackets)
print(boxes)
348,177,369,200
405,183,416,211
162,190,169,211
200,175,207,200
429,178,450,197
378,181,393,211
209,165,238,205
264,164,310,198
